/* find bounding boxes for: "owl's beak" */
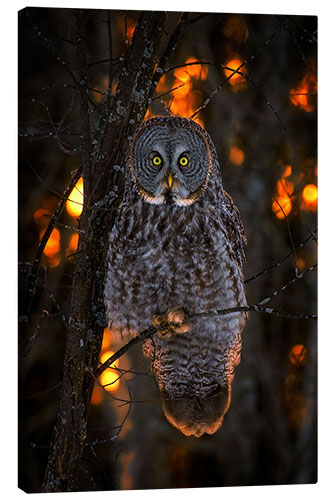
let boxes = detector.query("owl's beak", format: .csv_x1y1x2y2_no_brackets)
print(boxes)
167,173,174,189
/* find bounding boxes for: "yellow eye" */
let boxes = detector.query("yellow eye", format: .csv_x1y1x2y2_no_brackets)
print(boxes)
152,154,162,167
179,156,189,167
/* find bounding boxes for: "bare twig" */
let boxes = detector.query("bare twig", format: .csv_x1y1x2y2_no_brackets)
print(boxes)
95,302,317,379
273,195,300,276
149,12,190,100
244,229,317,284
19,309,50,356
23,167,82,316
257,263,317,306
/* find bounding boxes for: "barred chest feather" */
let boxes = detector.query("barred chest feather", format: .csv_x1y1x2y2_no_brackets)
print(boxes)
105,196,246,340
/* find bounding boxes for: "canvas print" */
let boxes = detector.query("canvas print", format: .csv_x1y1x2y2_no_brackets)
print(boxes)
18,7,317,492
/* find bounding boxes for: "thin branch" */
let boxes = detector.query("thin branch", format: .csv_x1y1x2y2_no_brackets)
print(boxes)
93,326,157,379
189,13,207,25
273,195,300,276
25,9,80,87
43,273,69,329
19,309,50,356
151,82,185,102
19,382,62,400
86,389,133,447
276,15,317,73
149,12,190,100
257,263,317,306
163,59,286,131
244,229,317,284
87,57,119,68
94,302,317,379
23,167,82,316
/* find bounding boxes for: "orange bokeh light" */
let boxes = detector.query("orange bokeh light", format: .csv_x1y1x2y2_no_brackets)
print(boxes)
302,184,318,204
66,177,84,218
289,344,307,366
282,165,292,178
272,195,292,219
34,208,51,227
224,58,247,91
101,327,113,350
99,350,120,392
276,178,294,197
91,385,103,405
302,184,318,211
297,257,306,270
229,146,245,165
117,16,136,41
168,58,207,125
127,22,136,40
272,165,294,219
290,73,317,112
67,232,79,254
185,57,208,80
41,227,60,258
146,57,207,127
172,80,192,99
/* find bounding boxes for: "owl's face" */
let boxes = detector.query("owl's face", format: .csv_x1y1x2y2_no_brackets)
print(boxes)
128,118,213,206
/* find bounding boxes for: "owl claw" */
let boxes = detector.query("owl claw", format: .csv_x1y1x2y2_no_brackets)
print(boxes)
167,306,186,325
153,307,190,337
152,314,171,337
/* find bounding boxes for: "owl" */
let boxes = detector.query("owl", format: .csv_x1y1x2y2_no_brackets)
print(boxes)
105,116,248,438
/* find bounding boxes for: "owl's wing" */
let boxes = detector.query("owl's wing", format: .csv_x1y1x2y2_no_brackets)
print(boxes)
220,190,247,268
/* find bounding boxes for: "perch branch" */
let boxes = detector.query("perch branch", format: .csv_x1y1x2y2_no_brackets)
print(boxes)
94,303,317,380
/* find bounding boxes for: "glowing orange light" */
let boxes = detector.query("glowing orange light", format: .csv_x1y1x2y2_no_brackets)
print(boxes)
91,385,103,405
193,116,205,128
172,67,192,99
229,146,245,165
297,257,306,270
282,165,292,178
127,22,136,40
41,228,61,258
289,344,307,366
276,178,294,197
67,233,79,254
272,196,292,219
224,58,247,91
117,16,136,41
34,208,51,227
162,60,206,127
302,184,318,204
66,177,84,218
144,109,155,121
290,73,317,112
302,184,318,212
101,327,114,350
99,350,120,392
272,166,294,219
155,75,168,95
185,57,208,80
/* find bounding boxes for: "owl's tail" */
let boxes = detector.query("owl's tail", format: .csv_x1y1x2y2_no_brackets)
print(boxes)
160,386,231,438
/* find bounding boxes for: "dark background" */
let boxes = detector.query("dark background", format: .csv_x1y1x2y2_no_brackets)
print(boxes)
18,8,317,492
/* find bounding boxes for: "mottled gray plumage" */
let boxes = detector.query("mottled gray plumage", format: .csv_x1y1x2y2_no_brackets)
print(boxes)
105,116,248,437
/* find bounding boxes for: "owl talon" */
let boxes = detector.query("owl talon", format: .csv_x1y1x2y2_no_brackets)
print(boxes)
167,306,186,326
153,307,190,337
152,314,171,337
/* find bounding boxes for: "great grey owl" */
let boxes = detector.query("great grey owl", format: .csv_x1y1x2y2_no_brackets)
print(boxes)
105,116,248,438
